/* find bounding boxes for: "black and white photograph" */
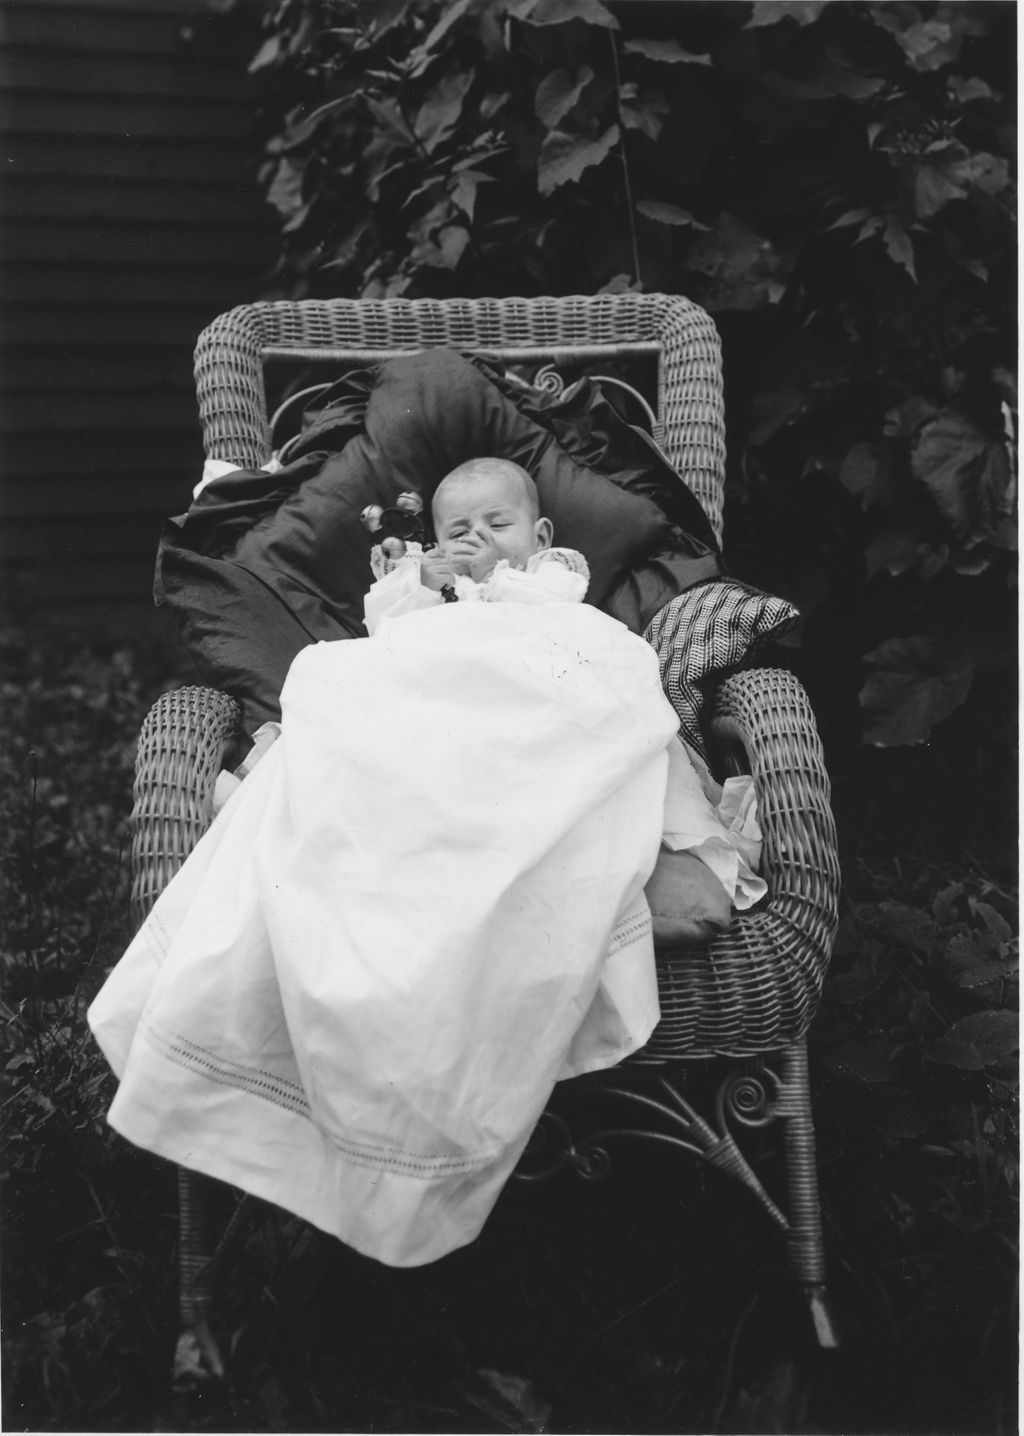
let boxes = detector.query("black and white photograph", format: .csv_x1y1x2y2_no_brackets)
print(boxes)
1,1,1017,1432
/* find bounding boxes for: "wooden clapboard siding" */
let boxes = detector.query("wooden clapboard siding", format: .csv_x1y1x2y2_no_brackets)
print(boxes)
4,430,200,476
2,139,259,190
2,264,261,304
0,0,276,617
4,220,272,266
1,90,254,136
0,303,221,346
0,50,251,99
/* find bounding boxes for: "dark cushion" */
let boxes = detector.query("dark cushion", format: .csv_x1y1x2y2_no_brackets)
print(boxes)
233,349,677,618
158,349,724,733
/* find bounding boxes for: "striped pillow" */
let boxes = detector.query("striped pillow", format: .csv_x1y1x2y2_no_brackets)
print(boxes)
644,579,800,765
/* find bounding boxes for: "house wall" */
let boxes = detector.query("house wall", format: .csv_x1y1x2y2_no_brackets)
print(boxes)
0,0,275,622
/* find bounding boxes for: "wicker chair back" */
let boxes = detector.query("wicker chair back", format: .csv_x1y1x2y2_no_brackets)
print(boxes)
193,293,728,544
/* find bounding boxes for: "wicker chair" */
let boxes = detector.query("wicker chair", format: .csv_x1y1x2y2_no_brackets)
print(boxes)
130,293,841,1382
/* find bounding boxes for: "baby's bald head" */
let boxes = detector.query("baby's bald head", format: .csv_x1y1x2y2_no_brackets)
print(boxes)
432,458,540,525
431,457,552,574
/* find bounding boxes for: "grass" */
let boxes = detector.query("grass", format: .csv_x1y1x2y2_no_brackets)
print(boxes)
0,620,1017,1434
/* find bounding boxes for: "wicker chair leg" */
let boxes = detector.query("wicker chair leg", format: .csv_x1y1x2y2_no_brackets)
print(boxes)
778,1040,840,1349
172,1167,226,1390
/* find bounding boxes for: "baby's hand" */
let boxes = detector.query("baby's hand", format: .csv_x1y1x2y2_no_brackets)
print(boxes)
444,533,503,583
419,551,458,593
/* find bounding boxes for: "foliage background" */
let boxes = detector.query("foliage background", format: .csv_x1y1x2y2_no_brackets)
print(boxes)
251,0,1016,764
1,1,1017,1431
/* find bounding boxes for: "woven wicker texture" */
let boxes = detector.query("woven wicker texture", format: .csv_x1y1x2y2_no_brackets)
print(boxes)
164,293,840,1056
130,686,240,932
640,667,840,1059
129,686,239,1335
193,294,727,542
129,294,843,1350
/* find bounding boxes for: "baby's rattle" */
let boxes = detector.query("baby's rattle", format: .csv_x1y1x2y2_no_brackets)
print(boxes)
360,491,458,603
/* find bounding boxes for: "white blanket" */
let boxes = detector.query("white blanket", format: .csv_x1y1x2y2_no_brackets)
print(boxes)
89,594,680,1265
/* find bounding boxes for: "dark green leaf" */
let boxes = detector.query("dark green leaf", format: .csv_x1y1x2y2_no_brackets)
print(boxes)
318,219,370,273
408,0,472,74
860,635,974,746
365,96,417,148
511,0,618,28
971,901,1014,945
248,34,284,75
789,64,885,102
284,92,361,149
865,526,949,580
460,1367,552,1434
855,215,885,242
622,38,712,65
910,146,972,218
882,217,916,280
365,0,415,39
933,881,965,923
407,200,470,269
266,157,305,221
911,412,1014,542
618,83,669,142
948,75,999,105
636,200,708,230
839,441,893,511
824,206,872,231
929,1012,1019,1069
961,151,1011,197
535,66,594,129
955,959,1018,990
449,169,493,221
686,214,791,311
944,930,997,975
537,125,619,195
890,17,962,72
598,272,643,294
745,1,830,28
414,71,473,152
479,93,509,123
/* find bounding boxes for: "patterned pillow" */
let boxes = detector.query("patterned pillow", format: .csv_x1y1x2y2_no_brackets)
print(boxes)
643,579,800,766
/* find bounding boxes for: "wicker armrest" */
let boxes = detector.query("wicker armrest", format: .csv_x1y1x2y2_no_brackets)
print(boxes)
130,685,241,929
643,667,840,1061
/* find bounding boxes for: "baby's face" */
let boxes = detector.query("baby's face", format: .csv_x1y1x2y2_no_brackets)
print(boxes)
432,471,552,575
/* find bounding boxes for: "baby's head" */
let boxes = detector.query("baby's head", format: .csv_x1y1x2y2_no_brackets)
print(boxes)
432,458,553,573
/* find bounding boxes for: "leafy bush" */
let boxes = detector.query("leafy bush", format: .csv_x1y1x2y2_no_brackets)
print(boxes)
0,629,187,1431
247,0,1016,752
1,624,1016,1431
811,875,1017,1433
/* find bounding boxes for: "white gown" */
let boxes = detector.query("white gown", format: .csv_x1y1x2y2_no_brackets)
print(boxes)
89,549,692,1265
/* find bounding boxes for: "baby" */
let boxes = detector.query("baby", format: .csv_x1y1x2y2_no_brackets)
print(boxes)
421,457,553,589
89,450,761,1269
363,456,589,630
368,455,743,946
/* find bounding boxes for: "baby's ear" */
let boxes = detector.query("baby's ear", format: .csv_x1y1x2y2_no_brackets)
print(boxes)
534,517,553,549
